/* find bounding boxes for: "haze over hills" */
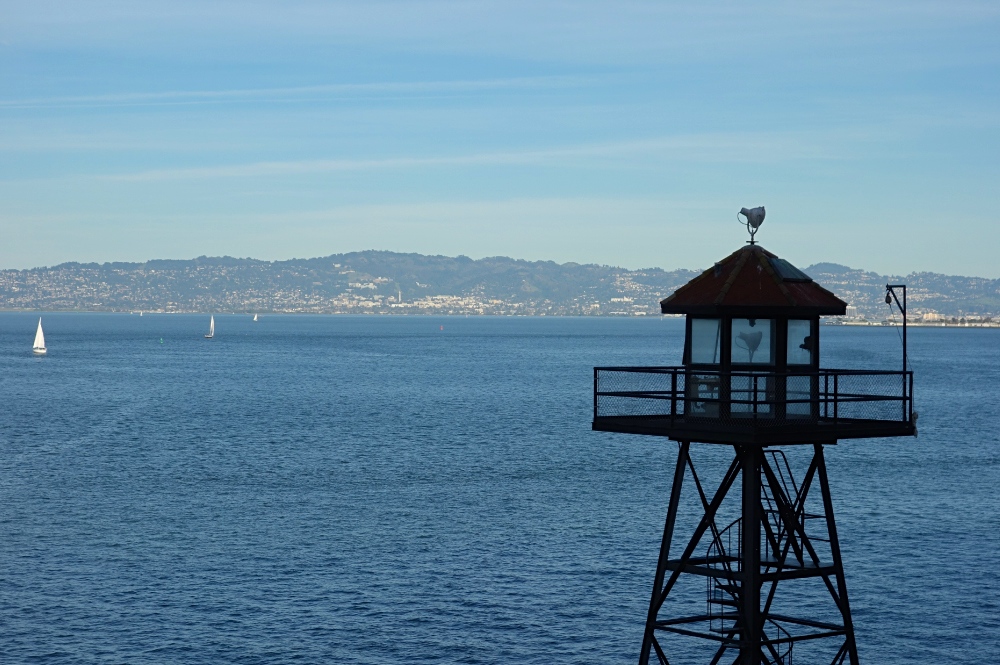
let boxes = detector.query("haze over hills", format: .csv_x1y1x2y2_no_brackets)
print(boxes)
0,251,997,319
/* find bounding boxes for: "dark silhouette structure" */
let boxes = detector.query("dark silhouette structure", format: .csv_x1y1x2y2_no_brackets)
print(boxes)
593,243,915,665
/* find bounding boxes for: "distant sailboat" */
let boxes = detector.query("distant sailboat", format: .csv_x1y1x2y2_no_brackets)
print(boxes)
33,318,47,355
253,313,258,322
205,315,215,339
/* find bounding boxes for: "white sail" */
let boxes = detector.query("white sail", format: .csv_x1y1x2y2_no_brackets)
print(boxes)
206,315,215,338
33,317,46,354
253,313,258,322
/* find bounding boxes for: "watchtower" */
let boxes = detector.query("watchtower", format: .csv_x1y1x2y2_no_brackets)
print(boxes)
593,216,914,665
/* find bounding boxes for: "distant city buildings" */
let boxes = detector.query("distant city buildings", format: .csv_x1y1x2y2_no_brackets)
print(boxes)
0,255,683,316
0,252,997,319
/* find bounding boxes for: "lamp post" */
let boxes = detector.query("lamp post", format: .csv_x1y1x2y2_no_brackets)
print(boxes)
885,284,907,373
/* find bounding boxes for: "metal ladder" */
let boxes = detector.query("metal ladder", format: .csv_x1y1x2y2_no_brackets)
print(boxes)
704,453,807,664
706,518,742,644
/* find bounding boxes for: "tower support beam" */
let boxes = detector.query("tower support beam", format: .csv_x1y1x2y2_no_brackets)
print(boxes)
740,446,762,665
815,444,860,665
640,441,689,665
640,444,859,665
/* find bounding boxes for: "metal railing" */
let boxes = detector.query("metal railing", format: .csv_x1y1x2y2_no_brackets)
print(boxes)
594,366,913,428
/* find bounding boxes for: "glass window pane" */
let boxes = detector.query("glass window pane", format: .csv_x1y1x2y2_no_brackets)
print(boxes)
731,319,772,364
787,319,813,365
690,318,721,364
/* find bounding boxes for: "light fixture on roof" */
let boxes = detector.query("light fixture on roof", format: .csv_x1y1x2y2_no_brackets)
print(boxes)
738,206,766,244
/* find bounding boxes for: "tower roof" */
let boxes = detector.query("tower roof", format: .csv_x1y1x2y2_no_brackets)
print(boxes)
660,245,846,316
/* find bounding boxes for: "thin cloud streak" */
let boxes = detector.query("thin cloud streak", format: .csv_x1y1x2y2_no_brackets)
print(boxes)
97,132,858,182
0,76,591,110
0,197,716,226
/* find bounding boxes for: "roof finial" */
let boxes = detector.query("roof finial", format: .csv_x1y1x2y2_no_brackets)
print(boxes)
738,206,765,244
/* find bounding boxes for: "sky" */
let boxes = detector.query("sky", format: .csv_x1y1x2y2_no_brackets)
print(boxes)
2,1,999,276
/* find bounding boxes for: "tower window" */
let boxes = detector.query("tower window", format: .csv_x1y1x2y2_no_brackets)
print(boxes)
690,318,721,364
731,318,773,365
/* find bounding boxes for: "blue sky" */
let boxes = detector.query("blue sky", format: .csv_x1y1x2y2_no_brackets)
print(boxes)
2,1,999,276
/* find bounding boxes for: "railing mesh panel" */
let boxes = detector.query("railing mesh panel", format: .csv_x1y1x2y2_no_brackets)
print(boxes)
595,367,911,428
596,370,686,417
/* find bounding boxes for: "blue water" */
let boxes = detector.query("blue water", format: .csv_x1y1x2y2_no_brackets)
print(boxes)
0,314,997,664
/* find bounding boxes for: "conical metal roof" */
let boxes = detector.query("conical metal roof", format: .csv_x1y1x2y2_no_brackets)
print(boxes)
660,245,846,316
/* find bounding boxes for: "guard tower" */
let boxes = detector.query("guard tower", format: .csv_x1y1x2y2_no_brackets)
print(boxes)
593,212,914,665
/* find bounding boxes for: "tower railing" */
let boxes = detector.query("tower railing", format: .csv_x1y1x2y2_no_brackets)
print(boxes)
594,367,913,434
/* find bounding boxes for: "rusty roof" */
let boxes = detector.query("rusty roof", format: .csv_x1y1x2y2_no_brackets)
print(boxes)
660,245,846,315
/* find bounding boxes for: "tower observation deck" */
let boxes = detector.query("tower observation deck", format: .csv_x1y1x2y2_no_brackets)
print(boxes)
593,229,915,665
594,244,914,444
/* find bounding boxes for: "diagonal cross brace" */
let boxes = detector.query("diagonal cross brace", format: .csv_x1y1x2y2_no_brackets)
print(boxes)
653,456,742,615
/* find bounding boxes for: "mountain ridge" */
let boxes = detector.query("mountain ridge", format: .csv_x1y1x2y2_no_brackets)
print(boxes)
1,251,997,318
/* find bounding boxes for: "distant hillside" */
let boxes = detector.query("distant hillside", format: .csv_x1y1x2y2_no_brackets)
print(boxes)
0,252,996,317
0,252,697,315
803,263,1000,319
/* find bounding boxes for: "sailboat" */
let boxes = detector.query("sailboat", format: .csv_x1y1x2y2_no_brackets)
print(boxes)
253,313,258,322
33,317,47,355
205,315,215,339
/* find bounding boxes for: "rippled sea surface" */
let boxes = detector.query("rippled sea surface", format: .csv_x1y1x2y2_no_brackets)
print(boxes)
0,314,997,664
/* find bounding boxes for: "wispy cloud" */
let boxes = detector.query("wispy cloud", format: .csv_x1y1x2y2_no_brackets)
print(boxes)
96,131,857,182
0,76,590,110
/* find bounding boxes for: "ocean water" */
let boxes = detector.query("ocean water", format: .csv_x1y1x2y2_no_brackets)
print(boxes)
0,313,997,664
